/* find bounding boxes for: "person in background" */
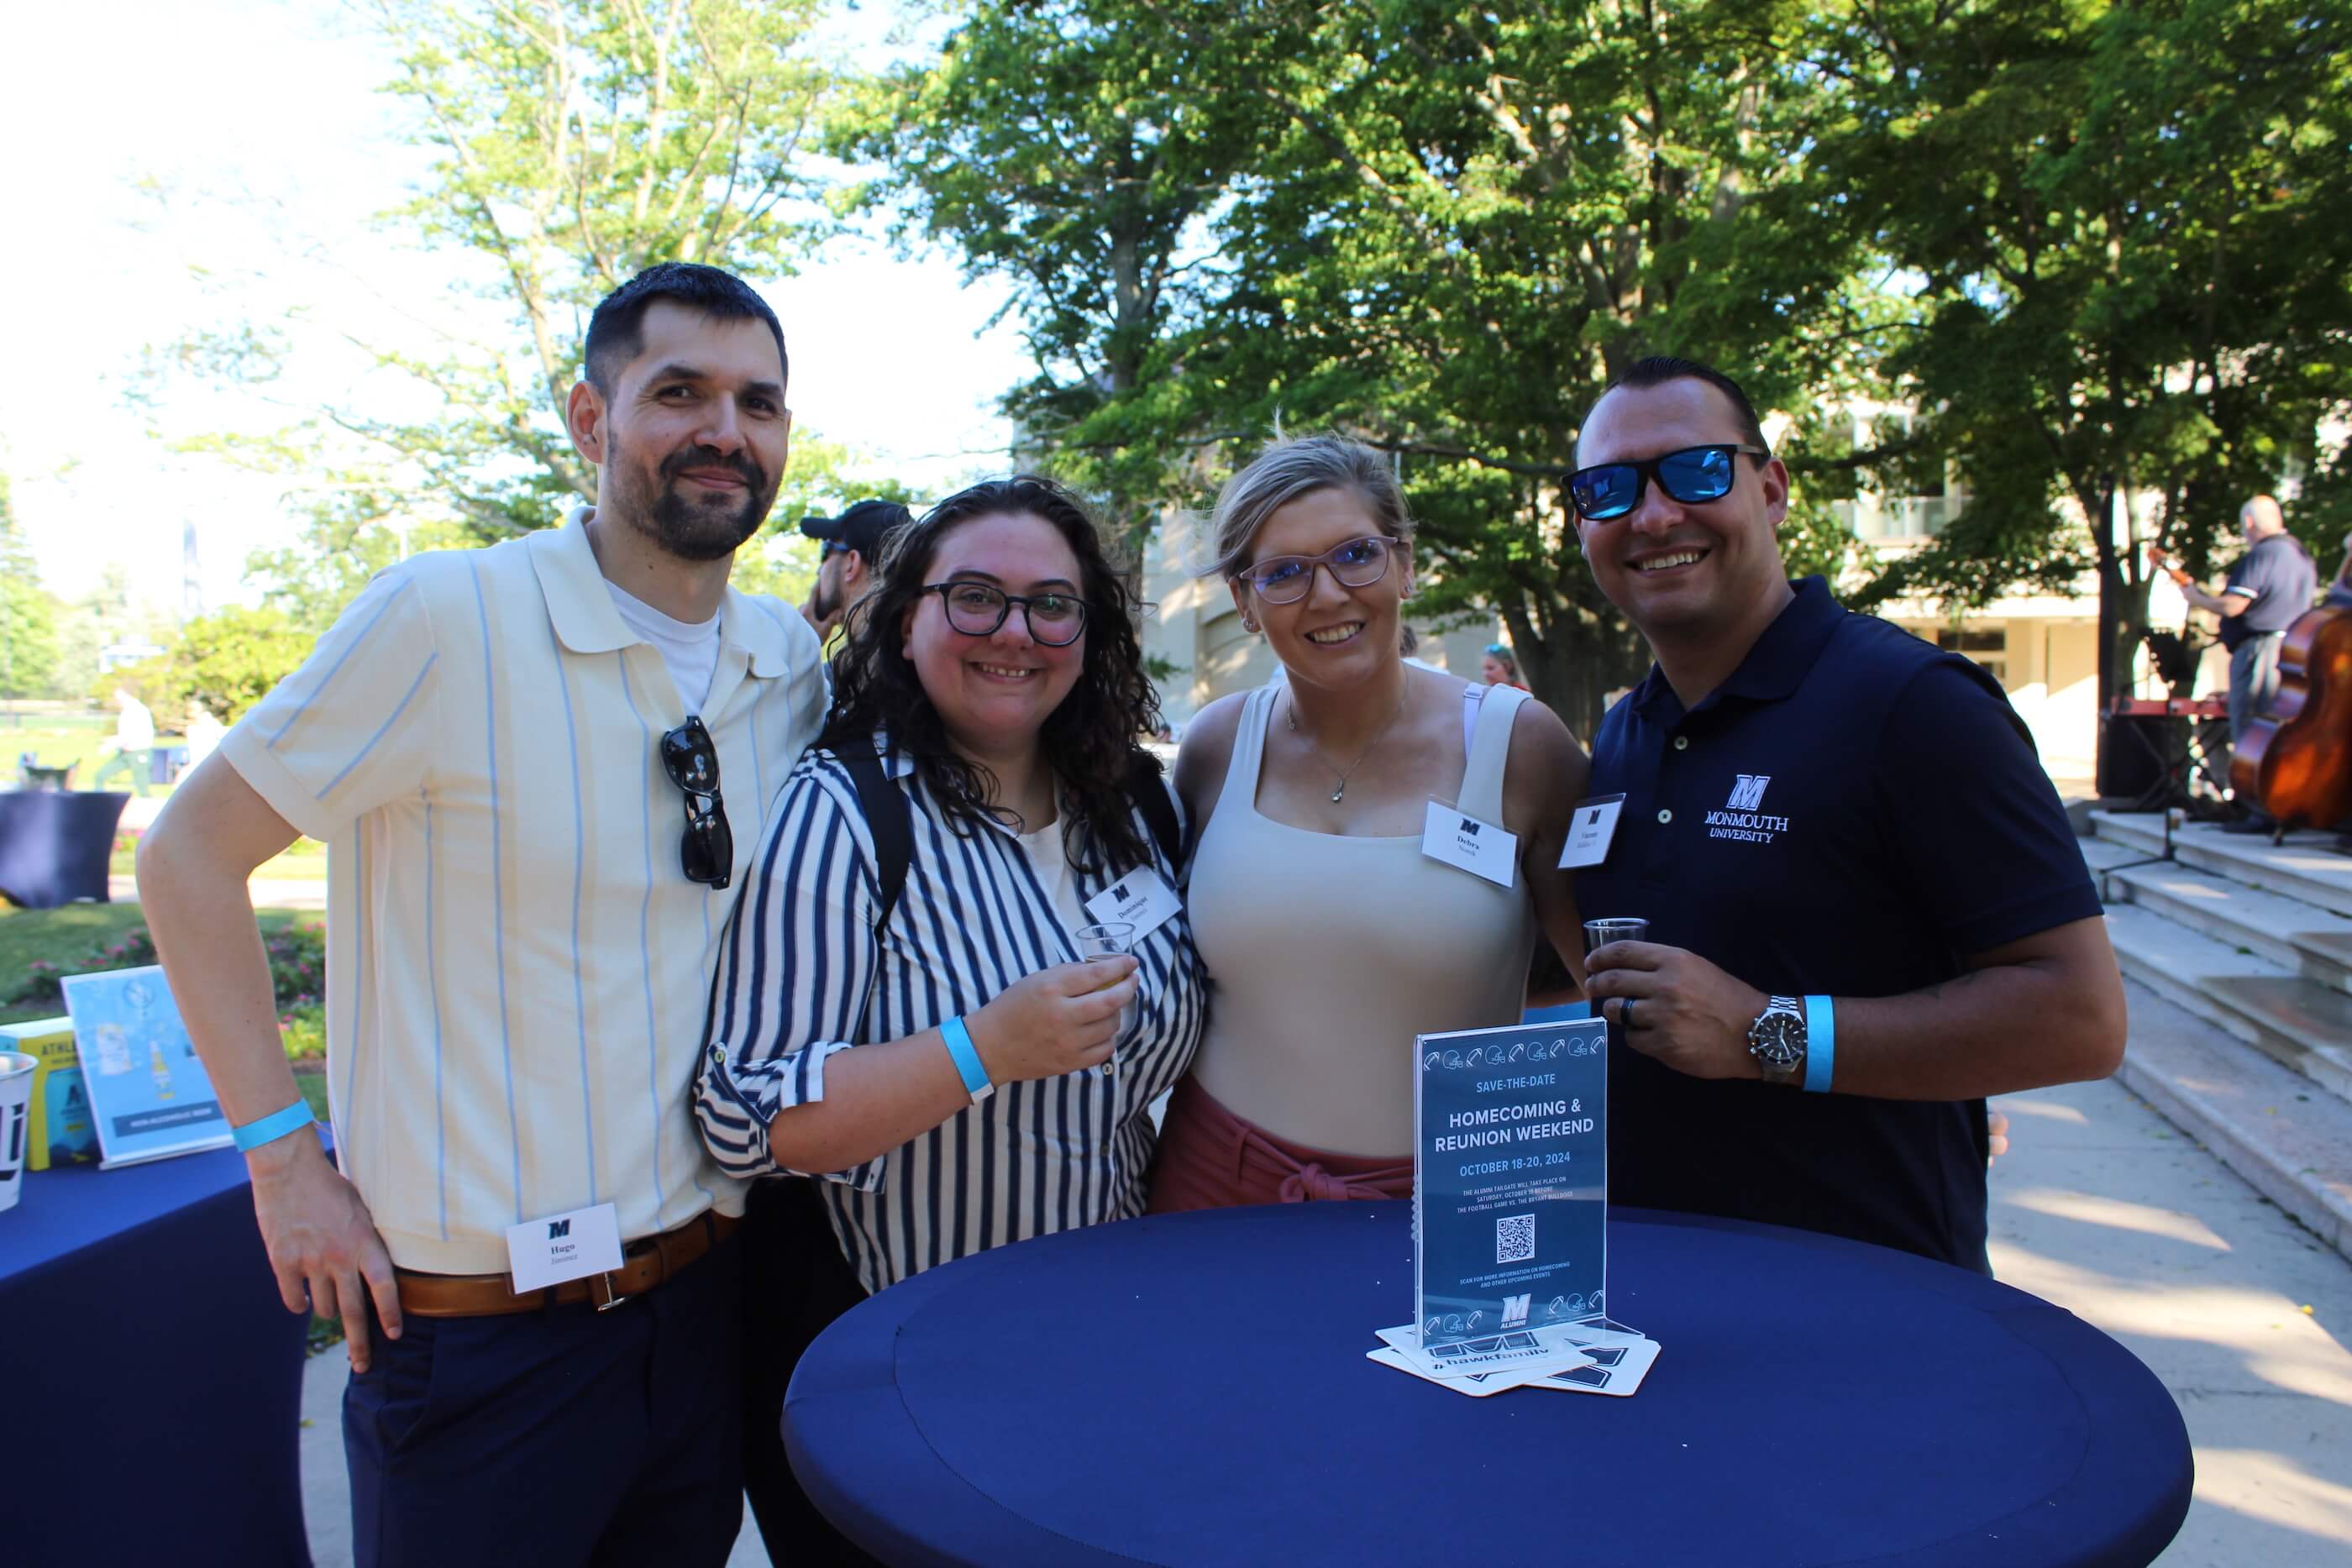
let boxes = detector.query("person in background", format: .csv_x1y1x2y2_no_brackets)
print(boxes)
136,262,827,1567
1568,354,2123,1272
2150,496,2318,834
699,476,1205,1555
181,704,227,774
1480,642,1529,690
92,687,156,794
801,498,912,642
1151,435,1588,1212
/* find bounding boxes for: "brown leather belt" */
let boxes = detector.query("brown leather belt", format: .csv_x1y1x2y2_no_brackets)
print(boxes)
395,1211,738,1318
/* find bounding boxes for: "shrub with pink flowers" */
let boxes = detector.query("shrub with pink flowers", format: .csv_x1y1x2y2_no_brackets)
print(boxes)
7,922,331,1062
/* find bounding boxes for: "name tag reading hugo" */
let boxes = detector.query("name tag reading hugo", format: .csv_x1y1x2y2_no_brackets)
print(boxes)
504,1202,624,1293
1557,794,1625,870
1420,800,1519,889
1082,867,1181,941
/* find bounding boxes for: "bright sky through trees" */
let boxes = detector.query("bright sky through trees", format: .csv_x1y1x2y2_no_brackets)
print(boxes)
0,0,1026,609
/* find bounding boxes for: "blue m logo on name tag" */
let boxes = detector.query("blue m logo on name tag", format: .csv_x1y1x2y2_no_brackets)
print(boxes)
1112,882,1129,901
549,1219,570,1240
1461,821,1480,836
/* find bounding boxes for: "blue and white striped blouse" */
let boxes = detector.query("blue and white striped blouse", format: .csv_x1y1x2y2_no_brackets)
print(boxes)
694,739,1208,1293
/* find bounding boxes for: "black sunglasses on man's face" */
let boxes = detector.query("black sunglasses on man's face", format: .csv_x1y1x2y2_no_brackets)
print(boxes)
1567,443,1770,522
658,716,733,889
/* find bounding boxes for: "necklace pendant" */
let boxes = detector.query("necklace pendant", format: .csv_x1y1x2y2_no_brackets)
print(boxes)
1331,786,1346,803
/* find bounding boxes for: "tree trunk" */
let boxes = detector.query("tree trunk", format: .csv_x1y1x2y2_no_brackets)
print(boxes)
1514,603,1650,741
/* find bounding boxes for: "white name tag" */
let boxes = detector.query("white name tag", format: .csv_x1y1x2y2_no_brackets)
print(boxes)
1421,800,1519,888
504,1201,624,1293
1558,794,1625,869
1084,866,1182,941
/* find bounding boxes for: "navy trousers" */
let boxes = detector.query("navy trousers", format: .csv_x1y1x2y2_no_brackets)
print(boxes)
344,1235,744,1568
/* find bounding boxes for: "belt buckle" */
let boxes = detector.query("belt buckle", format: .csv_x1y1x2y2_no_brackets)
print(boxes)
589,1272,631,1312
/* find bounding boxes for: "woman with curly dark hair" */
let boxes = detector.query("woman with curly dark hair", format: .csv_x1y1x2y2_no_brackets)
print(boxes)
700,474,1207,1268
698,477,1207,1555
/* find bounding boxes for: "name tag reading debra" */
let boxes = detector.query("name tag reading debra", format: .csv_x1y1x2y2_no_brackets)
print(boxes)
1420,801,1519,888
504,1202,624,1293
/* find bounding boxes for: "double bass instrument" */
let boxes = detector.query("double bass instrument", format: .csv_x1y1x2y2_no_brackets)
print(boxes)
2226,535,2352,836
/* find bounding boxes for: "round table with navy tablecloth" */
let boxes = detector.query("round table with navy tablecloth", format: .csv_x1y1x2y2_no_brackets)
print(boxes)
784,1202,2191,1568
0,1146,313,1568
0,789,129,910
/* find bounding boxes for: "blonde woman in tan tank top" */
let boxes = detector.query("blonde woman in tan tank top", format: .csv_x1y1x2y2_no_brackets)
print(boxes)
1147,436,1593,1213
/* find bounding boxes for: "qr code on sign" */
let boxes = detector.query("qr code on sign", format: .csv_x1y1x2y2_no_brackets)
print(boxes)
1495,1213,1536,1264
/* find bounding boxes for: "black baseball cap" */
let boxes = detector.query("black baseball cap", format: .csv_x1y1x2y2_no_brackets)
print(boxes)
800,499,912,560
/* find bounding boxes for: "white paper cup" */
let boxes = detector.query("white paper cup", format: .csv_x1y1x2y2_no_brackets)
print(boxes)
0,1051,36,1214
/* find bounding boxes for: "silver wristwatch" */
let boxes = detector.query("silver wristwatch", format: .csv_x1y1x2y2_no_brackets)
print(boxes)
1747,994,1807,1085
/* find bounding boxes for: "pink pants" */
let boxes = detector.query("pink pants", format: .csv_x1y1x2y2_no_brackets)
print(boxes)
1147,1078,1414,1213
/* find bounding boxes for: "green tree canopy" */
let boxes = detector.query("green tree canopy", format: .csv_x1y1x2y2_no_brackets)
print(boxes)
155,0,849,549
871,0,1870,729
0,474,62,700
110,606,313,726
1790,0,2352,695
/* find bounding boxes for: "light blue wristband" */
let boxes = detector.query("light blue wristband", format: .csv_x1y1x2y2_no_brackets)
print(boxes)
1803,995,1835,1093
232,1099,318,1152
938,1015,993,1102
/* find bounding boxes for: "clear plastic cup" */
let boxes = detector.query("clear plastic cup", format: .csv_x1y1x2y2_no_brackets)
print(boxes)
1073,922,1136,1078
1581,917,1649,955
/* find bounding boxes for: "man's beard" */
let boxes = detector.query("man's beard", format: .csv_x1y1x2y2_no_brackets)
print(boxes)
808,569,842,622
608,436,775,563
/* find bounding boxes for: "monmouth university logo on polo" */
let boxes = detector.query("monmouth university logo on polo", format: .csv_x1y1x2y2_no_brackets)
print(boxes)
1706,773,1792,845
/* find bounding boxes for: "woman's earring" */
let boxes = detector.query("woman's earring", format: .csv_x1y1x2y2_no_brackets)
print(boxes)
1242,617,1259,633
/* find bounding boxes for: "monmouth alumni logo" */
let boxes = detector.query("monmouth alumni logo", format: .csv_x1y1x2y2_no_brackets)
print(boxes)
1705,772,1791,845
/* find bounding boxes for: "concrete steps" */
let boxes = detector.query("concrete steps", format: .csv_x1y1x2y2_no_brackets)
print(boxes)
2089,810,2352,919
2087,809,2352,1256
2099,857,2352,993
2099,890,2352,1107
2108,974,2352,1259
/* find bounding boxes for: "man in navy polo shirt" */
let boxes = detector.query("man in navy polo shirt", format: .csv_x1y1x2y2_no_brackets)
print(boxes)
1570,356,2128,1272
2150,496,2317,832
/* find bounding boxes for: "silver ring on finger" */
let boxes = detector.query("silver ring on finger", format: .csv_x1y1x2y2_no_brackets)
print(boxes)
1620,997,1636,1030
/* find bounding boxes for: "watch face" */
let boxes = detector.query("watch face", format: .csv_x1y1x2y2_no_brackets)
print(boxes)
1751,1013,1804,1065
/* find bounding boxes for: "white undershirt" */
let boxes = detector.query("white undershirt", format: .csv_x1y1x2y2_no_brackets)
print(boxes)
1007,814,1089,939
606,581,722,714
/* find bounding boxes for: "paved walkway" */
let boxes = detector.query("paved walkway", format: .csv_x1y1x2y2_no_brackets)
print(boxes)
295,978,2351,1565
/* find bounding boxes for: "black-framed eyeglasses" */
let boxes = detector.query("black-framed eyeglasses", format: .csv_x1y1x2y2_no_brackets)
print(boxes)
921,581,1090,647
658,716,733,889
1240,535,1398,605
1567,443,1770,521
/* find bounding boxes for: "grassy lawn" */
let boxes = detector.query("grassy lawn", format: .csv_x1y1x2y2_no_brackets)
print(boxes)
0,902,307,1026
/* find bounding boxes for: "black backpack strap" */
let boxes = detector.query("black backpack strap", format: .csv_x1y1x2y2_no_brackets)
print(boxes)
1125,748,1183,871
839,743,912,938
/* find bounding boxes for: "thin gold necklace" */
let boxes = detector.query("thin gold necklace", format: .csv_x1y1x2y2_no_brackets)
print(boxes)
1285,680,1410,804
